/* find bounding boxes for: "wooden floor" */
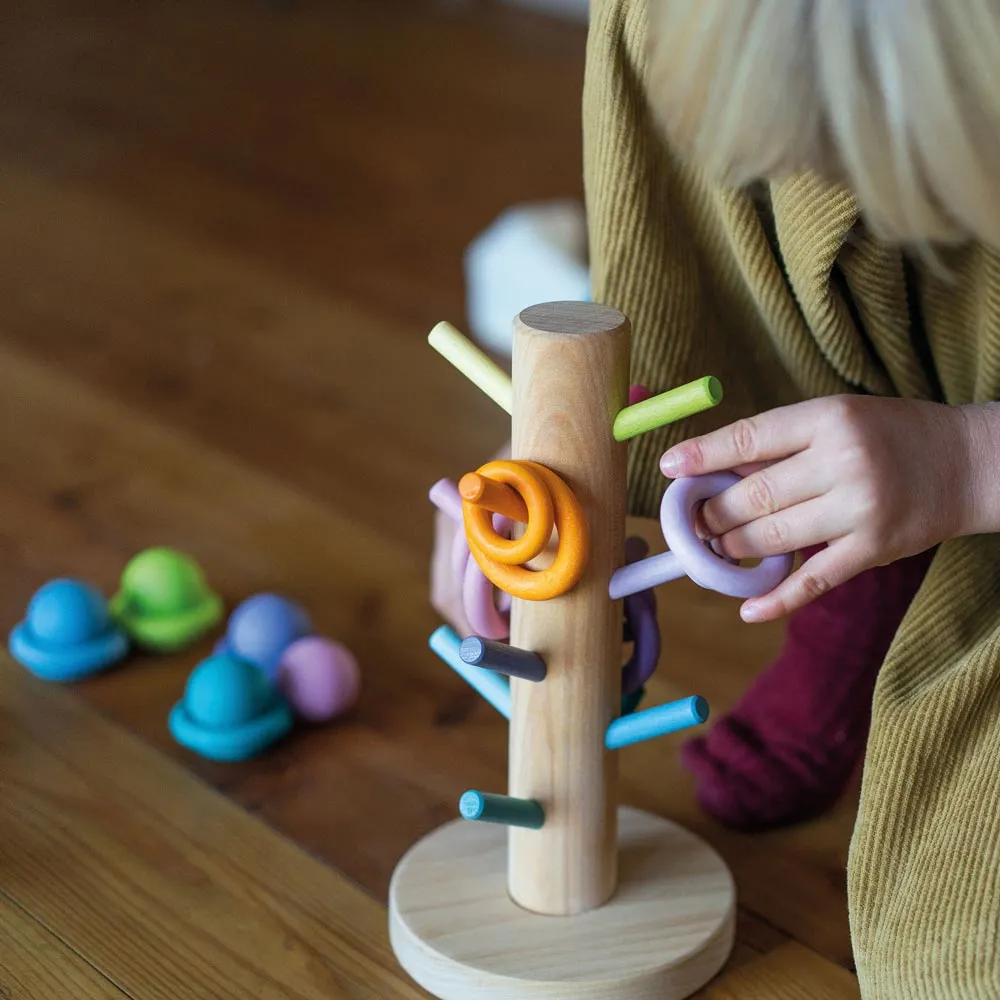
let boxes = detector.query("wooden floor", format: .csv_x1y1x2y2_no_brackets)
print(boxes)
0,1,861,996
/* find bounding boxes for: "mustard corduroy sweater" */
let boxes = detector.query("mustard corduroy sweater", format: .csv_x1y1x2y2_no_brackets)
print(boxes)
583,2,1000,996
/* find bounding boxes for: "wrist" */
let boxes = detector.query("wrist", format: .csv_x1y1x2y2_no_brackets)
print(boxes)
955,403,1000,536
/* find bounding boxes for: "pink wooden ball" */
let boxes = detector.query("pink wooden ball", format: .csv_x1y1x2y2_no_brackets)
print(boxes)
276,636,360,722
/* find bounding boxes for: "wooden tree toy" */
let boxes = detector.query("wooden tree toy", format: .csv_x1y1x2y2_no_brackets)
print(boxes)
389,302,793,1000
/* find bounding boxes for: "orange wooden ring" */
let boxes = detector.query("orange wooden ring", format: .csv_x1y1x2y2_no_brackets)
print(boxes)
462,460,553,567
462,459,588,601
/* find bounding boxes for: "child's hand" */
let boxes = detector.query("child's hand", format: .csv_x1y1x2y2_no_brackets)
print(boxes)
659,396,975,622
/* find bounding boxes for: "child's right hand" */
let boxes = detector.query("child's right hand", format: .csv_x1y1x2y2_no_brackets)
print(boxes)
658,395,974,622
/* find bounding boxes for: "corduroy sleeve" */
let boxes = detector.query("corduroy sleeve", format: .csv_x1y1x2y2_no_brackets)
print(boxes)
582,0,808,519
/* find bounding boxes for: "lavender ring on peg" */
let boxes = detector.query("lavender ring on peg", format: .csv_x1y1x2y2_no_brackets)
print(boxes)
461,515,512,640
432,478,511,640
450,520,472,585
659,472,794,598
620,537,660,696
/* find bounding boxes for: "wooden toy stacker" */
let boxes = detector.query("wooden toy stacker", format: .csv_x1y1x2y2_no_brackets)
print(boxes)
388,302,791,1000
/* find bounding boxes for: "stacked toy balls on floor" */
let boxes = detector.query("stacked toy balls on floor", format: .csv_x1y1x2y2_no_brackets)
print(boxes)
7,547,360,762
173,593,360,760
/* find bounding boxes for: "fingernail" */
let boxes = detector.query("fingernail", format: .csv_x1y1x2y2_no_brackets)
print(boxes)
740,602,761,623
659,451,682,476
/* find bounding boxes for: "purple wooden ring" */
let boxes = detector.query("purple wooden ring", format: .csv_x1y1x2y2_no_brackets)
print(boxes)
659,472,794,598
433,479,511,639
621,537,661,695
462,553,510,639
450,521,471,584
622,589,659,694
461,513,512,640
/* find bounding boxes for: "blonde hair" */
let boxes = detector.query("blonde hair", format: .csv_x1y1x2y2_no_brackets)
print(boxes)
646,0,1000,248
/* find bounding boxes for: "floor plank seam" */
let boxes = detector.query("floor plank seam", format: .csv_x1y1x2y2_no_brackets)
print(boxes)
0,886,137,1000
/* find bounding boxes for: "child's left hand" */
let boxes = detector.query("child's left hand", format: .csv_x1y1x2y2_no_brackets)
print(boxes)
658,395,978,622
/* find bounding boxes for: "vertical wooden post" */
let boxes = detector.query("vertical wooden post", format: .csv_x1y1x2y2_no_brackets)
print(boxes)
507,301,629,916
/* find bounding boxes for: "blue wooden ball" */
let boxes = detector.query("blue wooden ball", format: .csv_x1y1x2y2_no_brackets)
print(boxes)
182,654,275,730
26,579,112,647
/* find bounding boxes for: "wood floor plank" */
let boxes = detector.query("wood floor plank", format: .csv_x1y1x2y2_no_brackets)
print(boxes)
0,892,129,1000
0,163,508,559
0,657,429,1000
0,0,586,330
695,943,859,1000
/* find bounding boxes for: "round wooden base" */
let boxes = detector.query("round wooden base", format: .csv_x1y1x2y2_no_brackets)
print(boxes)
388,806,736,1000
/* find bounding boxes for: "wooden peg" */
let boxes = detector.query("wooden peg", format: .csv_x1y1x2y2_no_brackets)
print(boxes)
429,626,511,719
458,472,529,522
605,696,709,750
613,376,722,441
460,636,547,682
428,321,513,413
459,790,544,829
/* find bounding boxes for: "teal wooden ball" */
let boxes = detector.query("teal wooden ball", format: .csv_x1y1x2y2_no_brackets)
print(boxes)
183,654,274,730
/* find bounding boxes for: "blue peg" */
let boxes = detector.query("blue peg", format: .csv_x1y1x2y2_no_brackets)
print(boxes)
429,625,511,719
605,695,709,750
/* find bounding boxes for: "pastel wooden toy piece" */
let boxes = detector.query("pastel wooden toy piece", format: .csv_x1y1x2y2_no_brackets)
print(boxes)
428,321,513,413
462,458,588,601
460,536,512,639
430,478,510,640
613,375,722,442
620,537,660,696
390,810,734,1000
168,653,294,761
9,578,129,681
429,625,511,719
391,304,737,1000
459,636,547,682
627,383,653,405
276,636,360,722
110,547,223,653
216,593,314,680
458,471,529,523
459,790,545,829
621,592,658,694
619,684,646,717
609,471,795,600
605,695,709,750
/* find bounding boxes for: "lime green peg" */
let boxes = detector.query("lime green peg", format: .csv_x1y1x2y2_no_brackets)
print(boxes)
613,376,723,442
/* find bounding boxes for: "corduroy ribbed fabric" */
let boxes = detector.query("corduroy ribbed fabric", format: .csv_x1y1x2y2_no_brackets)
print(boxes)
583,2,1000,995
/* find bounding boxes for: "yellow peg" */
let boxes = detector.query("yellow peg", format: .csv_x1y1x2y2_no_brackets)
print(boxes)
427,321,513,414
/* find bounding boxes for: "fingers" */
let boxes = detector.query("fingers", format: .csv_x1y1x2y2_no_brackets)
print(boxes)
660,402,817,478
740,538,868,622
730,460,778,478
713,496,847,561
697,453,827,540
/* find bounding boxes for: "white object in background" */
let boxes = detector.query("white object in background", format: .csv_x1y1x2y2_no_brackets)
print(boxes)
464,200,590,357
